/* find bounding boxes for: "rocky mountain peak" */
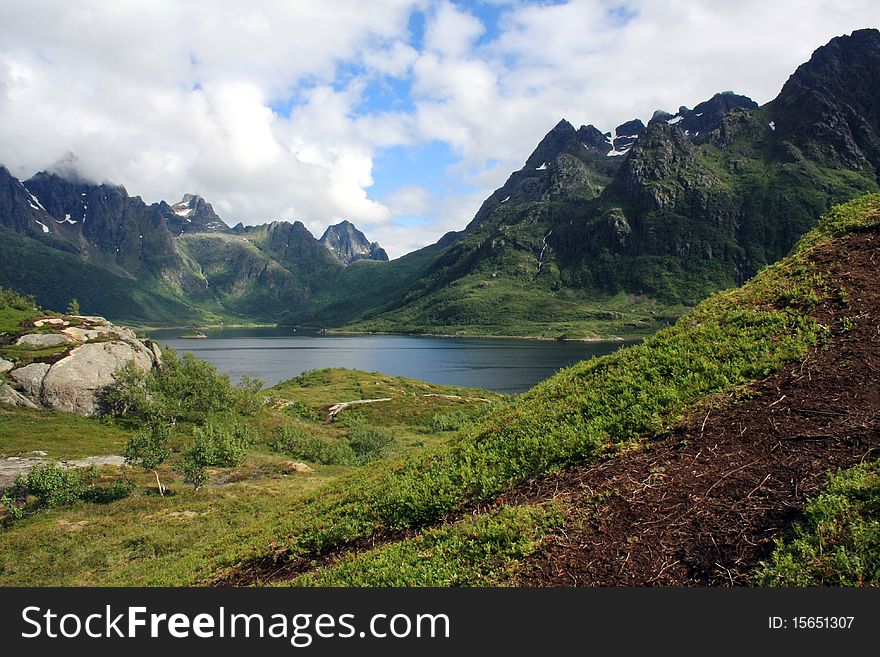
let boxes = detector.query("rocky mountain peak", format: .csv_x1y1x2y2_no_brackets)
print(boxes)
769,28,880,172
319,220,389,265
165,193,229,233
647,92,758,140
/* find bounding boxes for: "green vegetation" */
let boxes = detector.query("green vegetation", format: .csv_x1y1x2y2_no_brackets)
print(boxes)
0,286,40,335
0,226,218,325
104,348,260,425
292,504,561,587
124,424,173,496
2,462,132,521
235,194,879,584
271,417,394,467
0,405,130,460
0,364,498,584
757,460,880,586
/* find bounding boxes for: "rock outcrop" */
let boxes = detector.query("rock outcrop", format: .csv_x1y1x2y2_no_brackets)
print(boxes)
2,314,160,416
319,220,389,265
41,341,154,415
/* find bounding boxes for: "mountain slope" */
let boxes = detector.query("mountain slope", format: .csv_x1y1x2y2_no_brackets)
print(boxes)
349,29,880,337
0,166,393,323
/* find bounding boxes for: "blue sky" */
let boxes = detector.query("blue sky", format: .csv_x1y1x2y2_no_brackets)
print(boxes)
0,0,877,256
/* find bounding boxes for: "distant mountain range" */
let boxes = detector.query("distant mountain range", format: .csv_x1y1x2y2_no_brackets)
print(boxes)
1,28,879,336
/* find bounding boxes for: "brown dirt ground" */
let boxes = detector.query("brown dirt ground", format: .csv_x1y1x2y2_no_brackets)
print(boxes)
513,228,880,586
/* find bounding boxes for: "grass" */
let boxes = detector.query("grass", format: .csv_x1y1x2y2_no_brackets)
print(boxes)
290,503,562,587
756,459,880,586
0,368,501,585
345,277,684,340
0,406,131,460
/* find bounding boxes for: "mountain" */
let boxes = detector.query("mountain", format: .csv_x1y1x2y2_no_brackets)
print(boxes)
161,193,230,234
345,28,880,338
1,29,878,335
320,220,389,265
0,167,389,323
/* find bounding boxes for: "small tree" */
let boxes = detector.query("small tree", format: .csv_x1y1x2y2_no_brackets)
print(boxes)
67,298,80,315
124,423,172,496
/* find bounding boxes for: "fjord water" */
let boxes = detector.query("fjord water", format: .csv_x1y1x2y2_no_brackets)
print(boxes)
147,327,635,394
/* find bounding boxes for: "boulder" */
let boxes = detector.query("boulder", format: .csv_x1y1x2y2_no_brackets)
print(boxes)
33,318,68,327
40,341,154,416
0,382,41,409
0,358,13,374
63,325,136,343
15,333,72,348
9,362,51,398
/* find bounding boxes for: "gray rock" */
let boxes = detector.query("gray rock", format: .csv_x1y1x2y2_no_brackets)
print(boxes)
0,382,41,409
63,325,136,343
9,363,51,398
40,341,153,416
0,358,13,374
15,333,72,348
146,340,163,366
33,318,68,327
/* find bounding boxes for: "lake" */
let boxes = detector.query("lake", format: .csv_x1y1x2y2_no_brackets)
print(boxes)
146,327,637,394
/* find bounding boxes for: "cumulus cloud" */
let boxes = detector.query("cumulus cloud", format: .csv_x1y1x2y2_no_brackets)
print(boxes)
0,0,877,258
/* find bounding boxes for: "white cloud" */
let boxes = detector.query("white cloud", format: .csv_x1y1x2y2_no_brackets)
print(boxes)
0,0,878,259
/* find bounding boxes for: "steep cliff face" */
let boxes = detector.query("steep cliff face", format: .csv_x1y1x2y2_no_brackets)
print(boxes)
319,220,389,265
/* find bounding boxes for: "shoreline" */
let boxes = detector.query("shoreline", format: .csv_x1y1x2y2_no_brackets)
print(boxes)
319,328,646,343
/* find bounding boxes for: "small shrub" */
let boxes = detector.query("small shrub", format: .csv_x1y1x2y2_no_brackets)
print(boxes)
178,448,211,491
124,423,173,496
105,348,244,425
234,375,266,416
270,426,355,466
2,463,133,520
195,418,255,467
176,418,257,489
346,418,394,464
17,462,87,508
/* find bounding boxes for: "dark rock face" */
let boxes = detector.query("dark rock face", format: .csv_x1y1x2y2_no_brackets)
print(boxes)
612,119,646,151
161,193,230,234
677,93,758,138
21,171,189,281
319,220,389,265
768,27,880,173
0,166,64,244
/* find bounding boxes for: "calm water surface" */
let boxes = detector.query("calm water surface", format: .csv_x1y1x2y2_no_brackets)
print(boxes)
147,327,637,394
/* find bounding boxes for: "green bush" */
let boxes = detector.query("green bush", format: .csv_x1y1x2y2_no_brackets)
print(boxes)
345,418,394,464
124,423,172,495
17,462,87,508
270,420,395,467
2,462,133,519
104,348,240,425
271,426,355,466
